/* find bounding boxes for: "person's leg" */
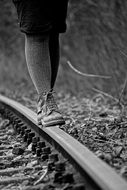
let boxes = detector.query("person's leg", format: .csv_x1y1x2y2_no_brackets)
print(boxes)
12,0,68,127
49,32,60,89
25,32,65,127
25,33,51,95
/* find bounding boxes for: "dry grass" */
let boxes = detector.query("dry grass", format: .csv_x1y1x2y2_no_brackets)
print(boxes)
59,0,127,96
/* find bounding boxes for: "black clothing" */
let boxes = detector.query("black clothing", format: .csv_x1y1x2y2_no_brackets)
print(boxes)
13,0,69,34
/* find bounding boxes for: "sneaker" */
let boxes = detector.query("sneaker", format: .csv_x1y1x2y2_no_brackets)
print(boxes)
37,91,65,127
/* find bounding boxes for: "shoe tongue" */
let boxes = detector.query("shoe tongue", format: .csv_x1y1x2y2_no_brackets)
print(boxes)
46,94,58,111
47,94,54,105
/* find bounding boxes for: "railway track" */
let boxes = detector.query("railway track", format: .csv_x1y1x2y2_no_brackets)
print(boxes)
0,95,127,190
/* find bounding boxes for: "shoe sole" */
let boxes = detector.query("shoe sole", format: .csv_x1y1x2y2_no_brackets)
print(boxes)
38,119,65,127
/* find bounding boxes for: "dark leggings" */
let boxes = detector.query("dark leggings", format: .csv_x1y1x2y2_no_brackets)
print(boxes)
25,31,60,94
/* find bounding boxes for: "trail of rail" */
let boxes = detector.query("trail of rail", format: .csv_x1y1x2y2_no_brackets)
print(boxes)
0,95,127,190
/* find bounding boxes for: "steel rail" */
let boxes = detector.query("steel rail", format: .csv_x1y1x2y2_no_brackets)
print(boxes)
0,94,127,190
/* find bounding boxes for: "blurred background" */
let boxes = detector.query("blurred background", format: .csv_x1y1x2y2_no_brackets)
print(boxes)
0,0,127,98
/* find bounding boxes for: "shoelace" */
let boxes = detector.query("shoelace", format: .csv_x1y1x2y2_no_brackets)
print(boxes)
46,93,58,112
38,90,59,112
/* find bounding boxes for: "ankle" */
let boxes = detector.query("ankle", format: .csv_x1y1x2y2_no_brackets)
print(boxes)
38,89,55,100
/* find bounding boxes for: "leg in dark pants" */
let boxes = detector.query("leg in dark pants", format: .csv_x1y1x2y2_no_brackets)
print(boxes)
12,0,68,127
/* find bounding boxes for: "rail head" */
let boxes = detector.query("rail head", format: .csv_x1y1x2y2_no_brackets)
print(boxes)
0,94,127,190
